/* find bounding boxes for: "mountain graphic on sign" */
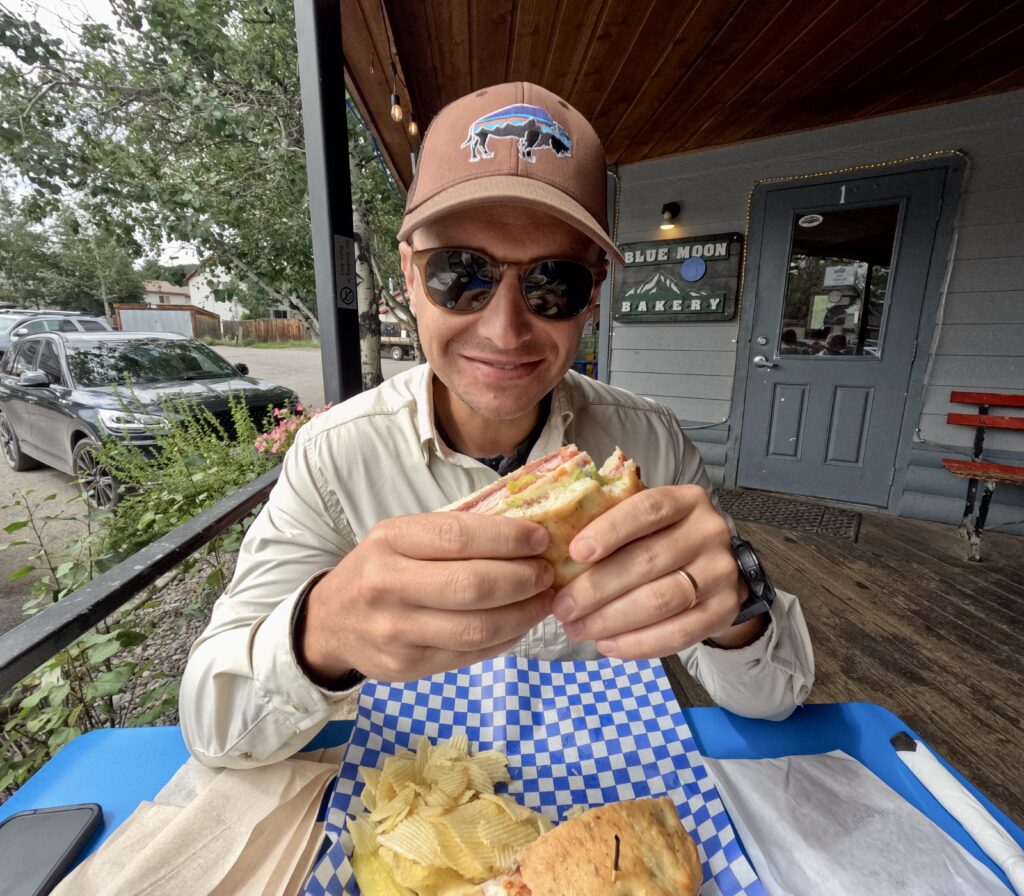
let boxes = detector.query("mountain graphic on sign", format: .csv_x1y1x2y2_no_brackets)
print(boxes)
624,271,683,300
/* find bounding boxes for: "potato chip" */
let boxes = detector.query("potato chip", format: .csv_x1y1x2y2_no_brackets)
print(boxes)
378,815,445,866
370,783,416,825
350,734,551,894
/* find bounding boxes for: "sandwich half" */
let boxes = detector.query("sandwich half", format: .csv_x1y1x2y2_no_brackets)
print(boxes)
480,797,702,896
442,445,644,588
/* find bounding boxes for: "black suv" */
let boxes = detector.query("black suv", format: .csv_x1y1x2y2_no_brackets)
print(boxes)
0,331,298,507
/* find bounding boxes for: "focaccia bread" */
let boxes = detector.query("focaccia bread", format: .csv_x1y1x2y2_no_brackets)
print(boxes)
482,797,702,896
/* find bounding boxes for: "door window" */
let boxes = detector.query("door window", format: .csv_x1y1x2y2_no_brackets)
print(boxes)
778,205,899,358
37,341,66,386
10,341,41,374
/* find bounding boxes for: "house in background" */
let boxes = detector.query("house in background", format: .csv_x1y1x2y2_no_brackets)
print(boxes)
184,257,295,322
142,280,190,306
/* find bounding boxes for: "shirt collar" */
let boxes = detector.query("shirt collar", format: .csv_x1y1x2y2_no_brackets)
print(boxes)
414,364,578,469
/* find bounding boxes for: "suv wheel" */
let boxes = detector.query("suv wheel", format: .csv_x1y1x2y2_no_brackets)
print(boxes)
390,345,405,361
72,438,119,508
0,410,41,471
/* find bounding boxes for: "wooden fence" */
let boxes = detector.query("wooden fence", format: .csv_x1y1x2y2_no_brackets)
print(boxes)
221,318,309,343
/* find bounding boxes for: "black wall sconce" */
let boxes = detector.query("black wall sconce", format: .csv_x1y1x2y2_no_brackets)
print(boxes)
660,201,681,230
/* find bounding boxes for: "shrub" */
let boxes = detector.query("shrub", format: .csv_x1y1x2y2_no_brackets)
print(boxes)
0,393,319,794
97,391,279,560
1,490,177,795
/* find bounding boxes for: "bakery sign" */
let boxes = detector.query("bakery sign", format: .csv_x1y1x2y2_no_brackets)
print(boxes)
614,233,743,322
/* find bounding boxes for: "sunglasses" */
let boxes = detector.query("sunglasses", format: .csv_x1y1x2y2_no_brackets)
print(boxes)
410,247,603,321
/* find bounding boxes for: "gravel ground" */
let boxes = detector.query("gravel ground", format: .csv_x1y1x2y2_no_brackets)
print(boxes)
119,555,361,729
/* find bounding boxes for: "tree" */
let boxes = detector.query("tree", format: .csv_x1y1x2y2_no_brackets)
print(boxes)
136,260,197,287
0,0,319,329
0,186,142,313
347,103,417,358
0,0,412,359
0,185,52,307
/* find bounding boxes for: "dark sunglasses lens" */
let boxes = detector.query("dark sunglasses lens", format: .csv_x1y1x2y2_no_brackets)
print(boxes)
423,250,497,313
521,260,594,319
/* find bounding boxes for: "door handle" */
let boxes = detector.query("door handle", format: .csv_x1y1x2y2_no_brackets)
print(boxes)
752,355,776,369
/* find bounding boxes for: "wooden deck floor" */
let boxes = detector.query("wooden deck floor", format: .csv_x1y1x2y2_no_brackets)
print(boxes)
666,511,1024,827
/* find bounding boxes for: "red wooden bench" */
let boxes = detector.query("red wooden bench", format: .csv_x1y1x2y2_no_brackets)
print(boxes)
942,391,1024,561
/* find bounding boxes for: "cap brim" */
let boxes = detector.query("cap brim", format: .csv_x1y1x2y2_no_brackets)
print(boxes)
398,175,624,264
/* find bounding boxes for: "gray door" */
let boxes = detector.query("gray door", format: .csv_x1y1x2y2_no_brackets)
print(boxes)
737,168,947,506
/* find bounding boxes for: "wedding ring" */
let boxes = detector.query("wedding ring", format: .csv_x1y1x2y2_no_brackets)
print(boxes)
676,567,701,602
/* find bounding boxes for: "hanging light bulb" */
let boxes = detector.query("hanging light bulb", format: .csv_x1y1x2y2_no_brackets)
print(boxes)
389,62,403,122
407,114,418,137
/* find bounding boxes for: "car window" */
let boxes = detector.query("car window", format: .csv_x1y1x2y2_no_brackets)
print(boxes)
78,319,109,331
58,319,78,332
36,341,66,387
10,341,41,374
21,319,61,335
66,338,238,387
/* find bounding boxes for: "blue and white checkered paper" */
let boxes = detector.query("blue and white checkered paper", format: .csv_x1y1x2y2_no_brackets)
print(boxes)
303,656,766,896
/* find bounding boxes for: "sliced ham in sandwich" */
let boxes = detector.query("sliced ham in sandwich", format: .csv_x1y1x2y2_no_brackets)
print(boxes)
441,445,644,587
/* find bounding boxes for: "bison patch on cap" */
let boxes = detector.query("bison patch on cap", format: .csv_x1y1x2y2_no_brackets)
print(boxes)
460,104,572,163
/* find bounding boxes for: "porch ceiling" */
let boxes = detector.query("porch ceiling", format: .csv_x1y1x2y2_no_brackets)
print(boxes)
342,0,1024,191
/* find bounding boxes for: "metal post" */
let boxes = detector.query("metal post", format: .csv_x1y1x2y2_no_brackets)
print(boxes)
293,0,362,403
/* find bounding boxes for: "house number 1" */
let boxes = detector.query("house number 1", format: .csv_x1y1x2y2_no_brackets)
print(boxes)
839,185,847,204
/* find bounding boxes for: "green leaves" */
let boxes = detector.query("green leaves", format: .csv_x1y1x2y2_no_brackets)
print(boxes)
7,564,35,582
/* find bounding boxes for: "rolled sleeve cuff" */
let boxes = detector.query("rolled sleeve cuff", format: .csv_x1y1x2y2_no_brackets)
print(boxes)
251,569,363,717
680,589,815,721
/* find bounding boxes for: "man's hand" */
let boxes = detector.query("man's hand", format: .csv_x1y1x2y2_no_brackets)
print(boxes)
299,513,555,683
551,485,767,658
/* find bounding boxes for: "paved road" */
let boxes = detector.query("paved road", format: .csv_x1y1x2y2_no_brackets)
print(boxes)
0,348,418,636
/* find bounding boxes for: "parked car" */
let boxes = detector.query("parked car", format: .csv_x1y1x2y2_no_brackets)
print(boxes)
0,312,113,362
0,332,298,507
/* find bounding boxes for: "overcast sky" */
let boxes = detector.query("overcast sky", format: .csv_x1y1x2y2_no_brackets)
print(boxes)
7,0,200,266
10,0,117,45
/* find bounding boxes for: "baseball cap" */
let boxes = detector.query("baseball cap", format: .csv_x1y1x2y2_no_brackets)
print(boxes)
397,82,623,263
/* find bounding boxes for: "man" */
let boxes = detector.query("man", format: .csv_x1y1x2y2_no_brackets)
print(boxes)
180,83,814,768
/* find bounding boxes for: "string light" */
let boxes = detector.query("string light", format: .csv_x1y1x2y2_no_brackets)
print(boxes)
390,62,403,122
407,114,418,137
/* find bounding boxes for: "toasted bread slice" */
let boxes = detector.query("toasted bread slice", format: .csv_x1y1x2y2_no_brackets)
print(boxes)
441,446,644,587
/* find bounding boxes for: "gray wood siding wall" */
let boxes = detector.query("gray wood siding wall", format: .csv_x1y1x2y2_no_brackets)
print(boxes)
612,89,1024,526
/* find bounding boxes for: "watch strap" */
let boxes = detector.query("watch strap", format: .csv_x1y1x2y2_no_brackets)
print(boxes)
730,536,777,626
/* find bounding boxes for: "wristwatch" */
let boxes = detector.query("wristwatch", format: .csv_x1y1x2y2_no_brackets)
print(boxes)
730,536,777,625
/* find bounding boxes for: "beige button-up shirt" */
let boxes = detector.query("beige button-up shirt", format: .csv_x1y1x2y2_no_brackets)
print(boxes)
180,365,814,768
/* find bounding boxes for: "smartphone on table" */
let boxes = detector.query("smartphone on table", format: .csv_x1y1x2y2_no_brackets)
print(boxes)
0,803,102,896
